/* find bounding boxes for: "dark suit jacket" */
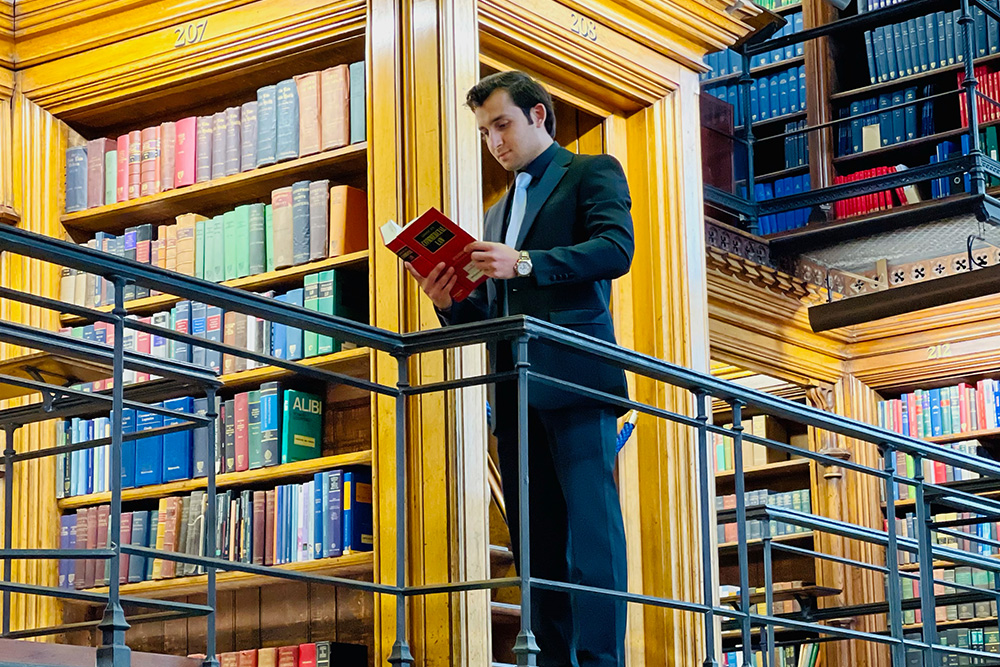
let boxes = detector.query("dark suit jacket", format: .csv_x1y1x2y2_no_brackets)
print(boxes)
441,145,634,420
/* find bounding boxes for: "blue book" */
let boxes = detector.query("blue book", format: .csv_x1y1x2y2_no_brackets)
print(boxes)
291,181,311,265
135,407,164,487
873,27,888,82
85,420,94,495
794,13,804,57
962,133,972,193
121,408,137,489
929,388,943,437
901,398,910,436
726,85,738,122
314,472,326,559
171,300,191,363
256,85,278,167
788,70,799,113
864,31,877,84
190,301,207,367
878,94,892,146
925,15,938,70
285,288,304,361
343,467,373,553
271,294,287,360
904,88,917,140
930,153,940,199
769,74,780,119
753,184,769,235
778,70,790,116
975,6,987,58
944,10,955,65
191,397,210,479
326,469,343,558
349,61,366,144
914,18,928,72
65,146,88,213
205,305,223,372
259,381,282,468
897,21,912,77
850,100,863,154
885,22,898,80
792,176,805,229
127,510,149,583
891,91,904,144
145,509,158,580
750,79,759,122
758,76,770,121
162,397,193,482
275,78,299,162
989,3,999,55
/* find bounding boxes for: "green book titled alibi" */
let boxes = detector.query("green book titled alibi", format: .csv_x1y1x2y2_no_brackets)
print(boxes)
280,389,322,464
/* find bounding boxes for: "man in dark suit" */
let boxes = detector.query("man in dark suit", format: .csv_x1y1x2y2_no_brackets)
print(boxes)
406,70,633,667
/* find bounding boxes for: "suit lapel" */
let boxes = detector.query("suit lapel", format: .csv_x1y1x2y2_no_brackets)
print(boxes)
514,147,572,249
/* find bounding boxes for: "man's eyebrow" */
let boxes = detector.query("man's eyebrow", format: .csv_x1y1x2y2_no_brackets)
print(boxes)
479,114,508,131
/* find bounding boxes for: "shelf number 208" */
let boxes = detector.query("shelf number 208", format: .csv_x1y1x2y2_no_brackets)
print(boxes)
174,19,208,48
570,12,597,42
927,343,952,360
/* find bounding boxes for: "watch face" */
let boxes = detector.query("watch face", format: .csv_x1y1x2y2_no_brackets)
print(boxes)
516,260,531,276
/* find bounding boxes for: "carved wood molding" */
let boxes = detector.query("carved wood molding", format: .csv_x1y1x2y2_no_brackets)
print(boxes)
0,1,11,70
707,247,813,301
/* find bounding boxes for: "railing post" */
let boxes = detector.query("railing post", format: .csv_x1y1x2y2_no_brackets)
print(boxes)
960,0,986,195
696,391,719,667
512,334,539,666
882,444,905,667
912,454,939,667
739,50,759,235
1,423,15,637
202,387,219,667
96,275,131,667
387,352,414,667
763,516,774,667
730,401,753,667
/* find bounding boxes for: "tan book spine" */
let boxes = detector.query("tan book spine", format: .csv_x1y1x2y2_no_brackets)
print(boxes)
257,648,277,667
160,496,180,579
271,186,294,269
320,65,350,150
151,497,168,579
328,184,368,256
294,71,322,157
160,121,177,191
165,224,178,273
175,213,205,276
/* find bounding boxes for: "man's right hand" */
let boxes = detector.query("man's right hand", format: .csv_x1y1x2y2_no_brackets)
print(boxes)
405,261,457,311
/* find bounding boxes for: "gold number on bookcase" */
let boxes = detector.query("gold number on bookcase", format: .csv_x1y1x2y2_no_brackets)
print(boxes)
926,343,952,360
569,12,598,42
173,19,209,48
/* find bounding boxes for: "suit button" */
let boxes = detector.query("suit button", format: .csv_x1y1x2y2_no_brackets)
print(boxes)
512,288,518,292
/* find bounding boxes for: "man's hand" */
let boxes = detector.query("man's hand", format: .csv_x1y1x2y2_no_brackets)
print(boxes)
468,241,519,280
405,261,456,311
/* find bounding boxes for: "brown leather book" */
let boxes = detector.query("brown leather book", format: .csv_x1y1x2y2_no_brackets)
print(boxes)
237,650,258,667
160,121,176,191
118,511,132,585
85,506,98,589
308,180,330,261
74,509,88,589
320,65,350,150
328,185,368,256
276,646,298,667
257,648,277,667
294,71,322,157
160,497,181,579
252,490,266,565
271,186,294,269
196,115,213,183
212,111,227,180
234,315,248,373
139,125,161,197
264,489,275,566
223,311,238,374
86,138,115,209
234,392,248,471
151,498,168,580
116,134,130,202
94,505,110,586
127,129,142,199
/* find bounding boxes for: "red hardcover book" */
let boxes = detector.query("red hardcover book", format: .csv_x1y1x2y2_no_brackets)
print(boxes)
140,126,161,197
174,116,198,187
276,646,298,667
959,72,968,127
237,650,258,667
96,505,111,586
264,489,275,565
234,392,249,471
86,138,116,209
128,129,143,199
135,316,151,382
958,382,972,434
297,643,317,667
906,393,918,438
161,496,181,579
252,490,266,564
119,511,132,584
116,134,130,202
74,509,88,589
977,380,988,431
160,121,177,191
380,207,485,302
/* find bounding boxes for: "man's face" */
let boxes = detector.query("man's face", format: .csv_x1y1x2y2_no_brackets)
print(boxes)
475,89,548,172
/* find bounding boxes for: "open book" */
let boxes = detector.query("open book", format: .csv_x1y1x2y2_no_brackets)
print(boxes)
380,207,486,302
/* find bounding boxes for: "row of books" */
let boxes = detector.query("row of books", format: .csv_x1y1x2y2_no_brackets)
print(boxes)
65,63,365,213
56,384,324,497
891,505,998,565
885,441,985,501
907,627,1000,663
832,165,913,219
754,174,812,235
959,65,1000,126
59,467,372,590
879,380,1000,439
931,136,975,199
862,11,978,86
719,644,818,667
783,120,808,170
719,580,810,615
703,65,806,126
715,488,812,543
61,184,366,310
701,12,803,80
208,642,366,667
836,86,935,156
712,415,802,472
897,565,999,624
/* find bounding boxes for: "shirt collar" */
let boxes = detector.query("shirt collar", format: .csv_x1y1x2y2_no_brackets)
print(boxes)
519,141,559,182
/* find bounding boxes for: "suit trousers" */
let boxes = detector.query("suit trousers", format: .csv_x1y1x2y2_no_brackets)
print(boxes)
496,405,628,667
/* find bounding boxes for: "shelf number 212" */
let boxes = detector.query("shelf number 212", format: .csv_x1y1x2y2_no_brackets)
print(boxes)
570,12,597,42
926,343,952,360
174,19,209,48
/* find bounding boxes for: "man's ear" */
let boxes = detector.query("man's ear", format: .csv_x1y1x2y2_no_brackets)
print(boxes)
531,103,547,129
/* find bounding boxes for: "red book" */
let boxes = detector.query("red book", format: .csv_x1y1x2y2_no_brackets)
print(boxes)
219,653,238,667
380,207,485,302
264,489,275,566
234,391,249,472
85,506,98,589
135,316,151,382
96,504,111,585
905,393,918,438
958,382,972,434
128,130,142,199
276,646,298,667
237,650,258,667
116,135,130,202
977,380,989,431
74,509,88,589
174,116,197,188
297,643,316,667
140,126,161,197
252,490,266,564
86,138,116,209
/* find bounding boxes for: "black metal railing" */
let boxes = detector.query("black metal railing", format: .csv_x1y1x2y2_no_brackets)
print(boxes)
0,224,999,666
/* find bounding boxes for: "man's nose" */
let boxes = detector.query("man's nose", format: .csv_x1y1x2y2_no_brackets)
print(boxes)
490,132,503,150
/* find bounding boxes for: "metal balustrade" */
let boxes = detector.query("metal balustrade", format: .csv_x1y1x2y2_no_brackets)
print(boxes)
0,225,998,666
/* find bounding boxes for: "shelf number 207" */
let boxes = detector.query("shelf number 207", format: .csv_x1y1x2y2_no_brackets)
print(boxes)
570,12,597,42
174,19,208,48
927,343,952,360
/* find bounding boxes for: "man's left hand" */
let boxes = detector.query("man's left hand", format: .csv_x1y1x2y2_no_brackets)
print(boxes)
467,241,519,279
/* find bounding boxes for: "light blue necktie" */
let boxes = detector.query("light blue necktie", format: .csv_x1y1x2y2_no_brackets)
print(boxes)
504,172,533,248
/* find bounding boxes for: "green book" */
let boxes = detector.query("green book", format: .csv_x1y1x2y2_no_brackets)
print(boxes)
317,269,336,355
247,390,263,469
973,568,991,618
195,218,206,280
280,389,322,464
955,566,974,619
949,385,961,435
985,628,999,653
104,150,117,205
248,203,266,275
987,126,999,186
265,203,275,273
303,273,320,357
223,209,240,281
206,215,225,282
234,204,251,278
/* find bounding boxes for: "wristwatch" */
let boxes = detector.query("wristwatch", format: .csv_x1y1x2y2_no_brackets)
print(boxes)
514,250,533,277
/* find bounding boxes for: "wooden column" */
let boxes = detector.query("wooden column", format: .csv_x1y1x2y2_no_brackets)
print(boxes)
369,0,490,664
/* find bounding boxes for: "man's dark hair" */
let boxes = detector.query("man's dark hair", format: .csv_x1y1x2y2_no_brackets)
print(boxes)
466,71,556,138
